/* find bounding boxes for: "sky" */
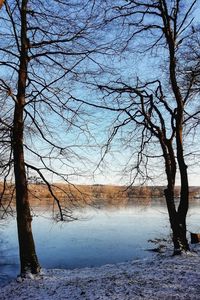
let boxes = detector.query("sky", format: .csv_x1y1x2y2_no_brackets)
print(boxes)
0,0,200,187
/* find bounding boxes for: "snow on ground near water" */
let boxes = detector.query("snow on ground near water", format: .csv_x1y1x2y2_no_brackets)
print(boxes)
1,247,200,300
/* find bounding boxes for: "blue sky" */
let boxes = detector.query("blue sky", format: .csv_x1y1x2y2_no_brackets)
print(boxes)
0,0,200,186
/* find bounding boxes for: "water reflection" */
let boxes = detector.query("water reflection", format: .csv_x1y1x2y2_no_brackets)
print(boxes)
0,199,200,286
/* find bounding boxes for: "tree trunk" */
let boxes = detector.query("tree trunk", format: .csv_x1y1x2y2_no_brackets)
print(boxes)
12,0,40,276
163,145,180,254
13,102,40,275
164,187,188,254
163,139,189,254
162,7,190,252
176,123,190,252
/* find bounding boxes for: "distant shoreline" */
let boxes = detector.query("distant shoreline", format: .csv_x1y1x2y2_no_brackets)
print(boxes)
1,184,200,208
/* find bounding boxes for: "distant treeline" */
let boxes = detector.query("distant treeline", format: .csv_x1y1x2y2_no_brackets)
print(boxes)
1,183,200,208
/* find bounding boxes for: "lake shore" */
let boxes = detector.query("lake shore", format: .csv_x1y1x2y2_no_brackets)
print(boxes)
1,245,200,300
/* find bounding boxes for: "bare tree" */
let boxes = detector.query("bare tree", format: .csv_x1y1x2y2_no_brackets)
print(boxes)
82,0,199,253
0,0,103,276
94,79,190,253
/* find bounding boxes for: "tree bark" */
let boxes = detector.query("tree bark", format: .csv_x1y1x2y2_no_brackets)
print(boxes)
160,0,190,252
12,0,40,276
162,138,189,253
176,121,190,251
162,140,180,253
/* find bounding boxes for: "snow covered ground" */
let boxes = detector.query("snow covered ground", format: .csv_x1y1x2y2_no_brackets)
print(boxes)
1,246,200,299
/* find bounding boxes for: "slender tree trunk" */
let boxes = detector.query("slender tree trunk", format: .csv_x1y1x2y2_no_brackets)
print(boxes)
169,60,190,251
12,0,40,276
161,4,190,252
162,139,189,253
163,130,189,253
164,188,180,253
176,117,190,251
162,140,180,253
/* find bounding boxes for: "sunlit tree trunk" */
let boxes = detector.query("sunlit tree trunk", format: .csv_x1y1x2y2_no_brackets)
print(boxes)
12,0,40,276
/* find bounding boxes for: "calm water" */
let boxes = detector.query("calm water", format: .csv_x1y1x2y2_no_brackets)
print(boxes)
0,199,200,286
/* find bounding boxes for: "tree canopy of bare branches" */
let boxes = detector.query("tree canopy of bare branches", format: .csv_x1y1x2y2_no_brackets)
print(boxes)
84,0,199,253
0,0,104,276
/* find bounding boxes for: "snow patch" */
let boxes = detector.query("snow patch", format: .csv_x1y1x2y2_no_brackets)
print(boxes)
1,246,200,299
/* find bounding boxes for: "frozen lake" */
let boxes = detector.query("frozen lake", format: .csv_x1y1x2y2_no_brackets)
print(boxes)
0,199,200,286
